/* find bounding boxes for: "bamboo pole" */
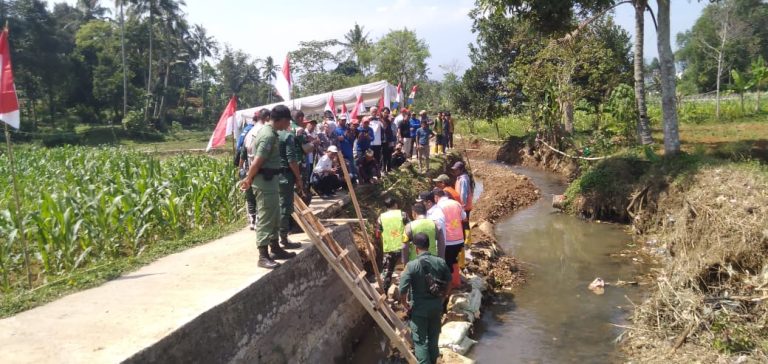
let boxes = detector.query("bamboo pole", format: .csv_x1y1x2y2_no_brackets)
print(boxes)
4,123,32,288
335,151,385,292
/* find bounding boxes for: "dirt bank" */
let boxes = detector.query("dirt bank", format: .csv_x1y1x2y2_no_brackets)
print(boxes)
492,135,768,362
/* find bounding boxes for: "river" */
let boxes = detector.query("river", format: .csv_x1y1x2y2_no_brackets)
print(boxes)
347,164,647,363
470,165,647,363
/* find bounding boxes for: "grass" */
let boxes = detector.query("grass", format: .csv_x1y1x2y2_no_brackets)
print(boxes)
0,219,244,318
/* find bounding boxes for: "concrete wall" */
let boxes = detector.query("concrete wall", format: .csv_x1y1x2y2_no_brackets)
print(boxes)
124,224,368,364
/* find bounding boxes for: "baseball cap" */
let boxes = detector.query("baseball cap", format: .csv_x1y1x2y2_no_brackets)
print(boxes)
416,191,433,203
451,161,465,170
401,108,409,114
327,145,339,153
432,174,451,183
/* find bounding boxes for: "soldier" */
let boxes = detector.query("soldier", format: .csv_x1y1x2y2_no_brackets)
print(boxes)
399,232,452,364
240,105,297,269
278,119,306,250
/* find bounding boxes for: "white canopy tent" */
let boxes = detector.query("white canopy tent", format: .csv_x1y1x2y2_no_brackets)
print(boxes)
234,80,400,124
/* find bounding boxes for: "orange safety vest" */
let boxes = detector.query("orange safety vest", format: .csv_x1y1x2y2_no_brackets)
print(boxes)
444,186,460,202
438,198,464,244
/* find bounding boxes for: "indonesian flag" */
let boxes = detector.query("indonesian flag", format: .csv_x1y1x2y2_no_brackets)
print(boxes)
340,102,350,121
349,93,365,120
206,95,238,151
274,55,292,101
377,93,384,112
324,93,336,119
392,82,402,111
406,85,418,105
0,28,20,129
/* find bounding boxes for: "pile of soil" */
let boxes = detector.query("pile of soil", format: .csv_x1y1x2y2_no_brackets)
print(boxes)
471,160,539,224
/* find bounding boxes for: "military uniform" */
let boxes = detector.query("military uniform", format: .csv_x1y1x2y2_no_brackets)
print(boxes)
399,252,451,364
251,124,295,267
278,129,302,248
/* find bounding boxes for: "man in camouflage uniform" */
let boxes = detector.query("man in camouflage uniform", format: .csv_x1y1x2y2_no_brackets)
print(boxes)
240,105,297,269
278,119,306,250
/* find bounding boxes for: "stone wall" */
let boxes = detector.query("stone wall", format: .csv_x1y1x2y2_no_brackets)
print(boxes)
124,224,368,364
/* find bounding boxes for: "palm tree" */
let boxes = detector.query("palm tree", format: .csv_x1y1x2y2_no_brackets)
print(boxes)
262,56,277,103
751,56,768,112
76,0,108,20
632,0,653,145
342,23,370,74
190,24,217,114
115,0,128,117
129,0,186,120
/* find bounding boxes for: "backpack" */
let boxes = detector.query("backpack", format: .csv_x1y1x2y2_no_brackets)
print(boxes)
419,257,448,297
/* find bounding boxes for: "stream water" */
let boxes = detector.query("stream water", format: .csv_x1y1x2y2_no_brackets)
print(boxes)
347,164,647,363
470,165,648,363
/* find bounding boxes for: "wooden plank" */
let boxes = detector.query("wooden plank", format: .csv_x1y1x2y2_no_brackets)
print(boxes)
290,194,417,364
335,151,385,292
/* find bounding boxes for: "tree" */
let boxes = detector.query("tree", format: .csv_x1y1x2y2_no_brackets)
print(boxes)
752,57,768,112
190,24,217,115
373,28,430,94
261,56,277,103
115,0,128,116
341,23,371,75
75,20,126,118
632,0,653,145
216,46,259,97
656,0,680,155
730,69,752,113
288,39,343,95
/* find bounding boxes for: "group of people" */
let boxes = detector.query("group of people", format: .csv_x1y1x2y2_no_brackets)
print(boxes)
234,103,467,363
376,161,473,364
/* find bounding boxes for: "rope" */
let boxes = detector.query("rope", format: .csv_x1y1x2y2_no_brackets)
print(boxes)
536,138,609,161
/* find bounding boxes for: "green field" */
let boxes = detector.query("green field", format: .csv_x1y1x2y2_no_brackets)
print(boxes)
0,146,240,298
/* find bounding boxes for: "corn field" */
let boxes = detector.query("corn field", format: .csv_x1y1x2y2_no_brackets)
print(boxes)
0,147,240,291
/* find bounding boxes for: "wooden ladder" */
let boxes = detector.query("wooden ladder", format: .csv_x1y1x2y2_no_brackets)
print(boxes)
291,194,418,364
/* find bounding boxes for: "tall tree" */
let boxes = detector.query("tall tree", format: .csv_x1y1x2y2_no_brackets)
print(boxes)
656,0,680,155
115,0,128,117
633,0,653,144
373,28,430,92
190,24,217,115
262,56,277,103
341,23,371,74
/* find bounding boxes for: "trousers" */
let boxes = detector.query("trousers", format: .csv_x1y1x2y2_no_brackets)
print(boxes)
253,174,279,247
278,174,295,238
410,311,442,364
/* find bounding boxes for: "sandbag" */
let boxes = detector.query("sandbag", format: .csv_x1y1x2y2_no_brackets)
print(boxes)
466,275,488,292
440,348,477,364
439,321,472,350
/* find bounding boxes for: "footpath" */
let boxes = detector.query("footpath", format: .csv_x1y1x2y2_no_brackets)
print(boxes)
0,192,351,364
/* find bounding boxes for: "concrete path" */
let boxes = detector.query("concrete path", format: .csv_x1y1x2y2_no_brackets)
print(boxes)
0,192,351,364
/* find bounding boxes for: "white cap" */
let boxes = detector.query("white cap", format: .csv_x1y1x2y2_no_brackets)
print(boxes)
327,145,339,153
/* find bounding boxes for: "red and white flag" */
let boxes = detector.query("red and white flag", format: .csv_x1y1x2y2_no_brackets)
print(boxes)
377,93,385,111
274,55,292,101
349,93,365,120
340,102,350,121
206,95,238,151
324,93,336,118
0,28,20,129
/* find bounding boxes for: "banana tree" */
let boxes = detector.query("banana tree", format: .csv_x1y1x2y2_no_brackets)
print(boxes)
730,69,753,114
752,57,768,112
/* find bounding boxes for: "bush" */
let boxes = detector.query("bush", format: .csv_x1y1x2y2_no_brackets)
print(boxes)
42,132,81,147
122,110,149,137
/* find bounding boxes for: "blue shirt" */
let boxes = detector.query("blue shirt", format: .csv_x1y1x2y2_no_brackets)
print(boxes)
416,127,434,145
333,126,354,158
409,117,421,138
356,126,374,152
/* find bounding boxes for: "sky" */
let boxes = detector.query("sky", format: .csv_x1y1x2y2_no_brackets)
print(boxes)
47,0,708,80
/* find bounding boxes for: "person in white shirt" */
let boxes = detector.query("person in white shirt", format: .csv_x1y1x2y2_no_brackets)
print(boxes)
368,106,384,164
312,145,343,197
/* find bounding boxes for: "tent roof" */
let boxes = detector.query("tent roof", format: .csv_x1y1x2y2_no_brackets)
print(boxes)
234,80,399,122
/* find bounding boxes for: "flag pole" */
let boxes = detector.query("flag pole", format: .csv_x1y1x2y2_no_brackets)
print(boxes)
3,123,33,288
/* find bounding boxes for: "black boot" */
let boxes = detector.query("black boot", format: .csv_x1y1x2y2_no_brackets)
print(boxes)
258,246,280,269
270,241,297,260
280,234,302,249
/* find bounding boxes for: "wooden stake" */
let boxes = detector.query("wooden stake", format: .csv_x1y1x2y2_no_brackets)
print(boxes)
4,123,32,288
335,151,385,292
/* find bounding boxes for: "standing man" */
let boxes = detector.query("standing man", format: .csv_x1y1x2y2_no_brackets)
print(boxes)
277,121,305,251
403,202,445,262
397,109,412,157
415,118,434,173
356,117,374,163
433,188,466,287
332,114,357,181
433,111,444,155
369,106,384,164
377,196,409,291
432,174,460,202
399,233,451,364
381,107,395,173
444,112,454,151
452,161,473,232
238,109,269,230
240,105,297,269
408,112,422,159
